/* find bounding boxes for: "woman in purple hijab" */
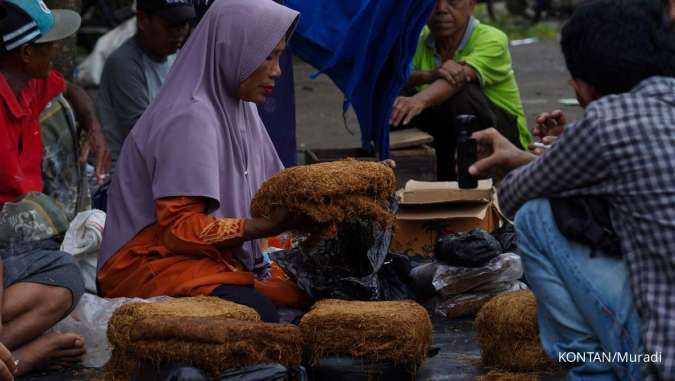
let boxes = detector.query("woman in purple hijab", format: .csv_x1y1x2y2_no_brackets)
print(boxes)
97,0,306,322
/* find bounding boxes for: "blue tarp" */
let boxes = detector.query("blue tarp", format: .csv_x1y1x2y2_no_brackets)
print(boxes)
287,0,436,159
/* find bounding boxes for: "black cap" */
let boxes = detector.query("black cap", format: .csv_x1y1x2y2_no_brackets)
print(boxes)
137,0,196,26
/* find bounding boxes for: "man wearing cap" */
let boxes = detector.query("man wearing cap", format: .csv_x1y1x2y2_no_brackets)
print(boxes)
0,0,112,378
0,0,110,204
96,0,195,171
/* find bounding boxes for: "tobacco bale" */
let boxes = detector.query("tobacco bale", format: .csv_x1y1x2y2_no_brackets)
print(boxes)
103,319,302,380
108,296,259,349
251,160,396,236
299,299,432,368
105,314,302,379
475,290,555,372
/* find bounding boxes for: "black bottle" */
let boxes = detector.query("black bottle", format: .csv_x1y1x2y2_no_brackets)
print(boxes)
456,115,479,189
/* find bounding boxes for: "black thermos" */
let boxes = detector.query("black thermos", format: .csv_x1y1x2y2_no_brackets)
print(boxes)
456,115,479,189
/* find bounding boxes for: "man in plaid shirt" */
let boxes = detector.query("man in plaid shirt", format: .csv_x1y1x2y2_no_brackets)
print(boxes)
469,0,675,379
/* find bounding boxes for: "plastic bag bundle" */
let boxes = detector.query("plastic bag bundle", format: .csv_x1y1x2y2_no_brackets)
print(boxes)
433,253,523,297
431,281,527,319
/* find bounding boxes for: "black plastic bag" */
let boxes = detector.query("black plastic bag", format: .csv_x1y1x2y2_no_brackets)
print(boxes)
491,223,517,253
434,229,502,267
133,363,307,381
271,219,414,301
308,356,413,381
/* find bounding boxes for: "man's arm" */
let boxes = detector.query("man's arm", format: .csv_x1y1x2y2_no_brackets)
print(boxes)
471,113,610,218
391,62,477,126
63,82,111,181
406,70,437,89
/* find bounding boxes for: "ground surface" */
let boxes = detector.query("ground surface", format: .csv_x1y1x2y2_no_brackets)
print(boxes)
19,39,578,381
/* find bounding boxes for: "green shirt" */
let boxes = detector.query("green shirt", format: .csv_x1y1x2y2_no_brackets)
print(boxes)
412,20,532,148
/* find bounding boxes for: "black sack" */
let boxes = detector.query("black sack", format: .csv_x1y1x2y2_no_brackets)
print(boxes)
271,219,414,301
491,223,517,253
434,229,502,267
550,196,621,257
133,363,306,381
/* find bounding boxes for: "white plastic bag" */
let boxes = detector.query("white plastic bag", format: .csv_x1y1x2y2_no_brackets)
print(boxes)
75,17,137,86
432,281,528,319
60,210,105,293
432,253,524,297
51,294,172,368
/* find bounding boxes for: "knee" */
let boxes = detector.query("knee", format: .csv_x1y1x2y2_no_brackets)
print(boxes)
514,198,554,234
514,199,555,261
39,285,73,318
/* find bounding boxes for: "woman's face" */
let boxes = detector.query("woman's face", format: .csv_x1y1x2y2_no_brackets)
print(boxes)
239,38,286,104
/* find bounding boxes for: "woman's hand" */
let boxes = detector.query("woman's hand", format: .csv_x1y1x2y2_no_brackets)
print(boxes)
244,208,296,239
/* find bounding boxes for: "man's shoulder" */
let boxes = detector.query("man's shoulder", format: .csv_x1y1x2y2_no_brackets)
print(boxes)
104,38,144,71
591,77,675,113
471,23,508,46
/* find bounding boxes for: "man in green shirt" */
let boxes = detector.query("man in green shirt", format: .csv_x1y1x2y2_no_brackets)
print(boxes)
390,0,531,180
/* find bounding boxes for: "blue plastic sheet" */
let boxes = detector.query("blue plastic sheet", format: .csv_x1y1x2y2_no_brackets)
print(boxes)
287,0,436,158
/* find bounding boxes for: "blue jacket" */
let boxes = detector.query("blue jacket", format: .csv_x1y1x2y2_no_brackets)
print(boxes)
287,0,436,158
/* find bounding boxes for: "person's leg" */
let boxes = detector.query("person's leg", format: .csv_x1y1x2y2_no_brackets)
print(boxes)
210,284,280,323
515,199,642,381
1,283,72,349
1,250,86,375
416,83,520,180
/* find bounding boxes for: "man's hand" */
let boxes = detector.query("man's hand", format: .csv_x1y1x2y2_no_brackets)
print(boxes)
528,110,567,155
469,128,536,177
532,110,566,139
390,96,427,127
79,120,111,184
436,60,469,87
0,343,17,381
64,82,112,183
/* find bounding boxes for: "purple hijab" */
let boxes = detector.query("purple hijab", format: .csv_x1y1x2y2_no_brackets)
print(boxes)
99,0,299,271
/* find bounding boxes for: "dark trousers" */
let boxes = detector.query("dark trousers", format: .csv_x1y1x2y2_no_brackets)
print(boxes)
413,83,521,181
210,284,280,323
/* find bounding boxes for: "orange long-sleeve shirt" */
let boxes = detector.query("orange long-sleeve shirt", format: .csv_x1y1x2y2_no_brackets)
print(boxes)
98,196,307,307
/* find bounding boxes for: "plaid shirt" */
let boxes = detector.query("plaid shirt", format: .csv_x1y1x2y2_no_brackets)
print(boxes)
500,76,675,380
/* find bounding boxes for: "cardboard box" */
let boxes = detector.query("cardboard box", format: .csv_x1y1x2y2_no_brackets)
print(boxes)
391,180,499,257
397,179,494,205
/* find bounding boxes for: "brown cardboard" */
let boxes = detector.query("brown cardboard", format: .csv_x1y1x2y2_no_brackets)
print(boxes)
391,202,499,257
398,179,494,205
391,180,499,257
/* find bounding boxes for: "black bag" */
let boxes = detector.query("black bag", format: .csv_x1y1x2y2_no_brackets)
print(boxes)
308,356,413,381
270,220,415,301
434,229,502,267
550,196,621,257
133,363,307,381
491,223,517,253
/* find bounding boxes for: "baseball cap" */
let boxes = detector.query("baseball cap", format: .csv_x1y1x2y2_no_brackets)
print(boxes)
137,0,196,26
0,0,80,52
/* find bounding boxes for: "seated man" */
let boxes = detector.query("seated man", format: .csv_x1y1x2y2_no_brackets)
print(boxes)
96,0,194,171
0,0,106,377
390,0,531,180
469,0,675,379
